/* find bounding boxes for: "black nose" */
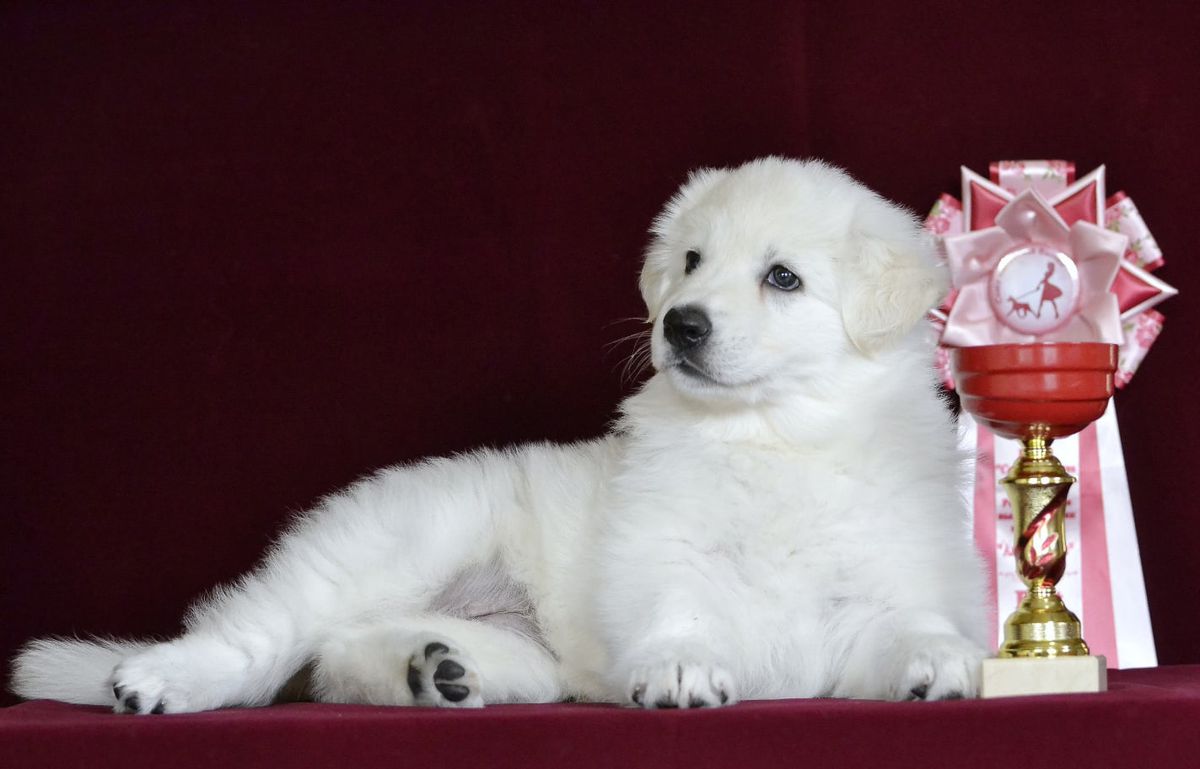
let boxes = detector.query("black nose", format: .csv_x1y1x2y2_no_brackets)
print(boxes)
663,306,712,350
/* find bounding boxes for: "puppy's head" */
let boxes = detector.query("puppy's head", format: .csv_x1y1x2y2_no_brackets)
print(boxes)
641,157,945,404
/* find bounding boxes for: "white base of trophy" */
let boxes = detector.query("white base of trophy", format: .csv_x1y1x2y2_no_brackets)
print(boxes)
980,656,1107,698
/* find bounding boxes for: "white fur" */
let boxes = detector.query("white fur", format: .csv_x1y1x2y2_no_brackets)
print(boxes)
11,157,986,713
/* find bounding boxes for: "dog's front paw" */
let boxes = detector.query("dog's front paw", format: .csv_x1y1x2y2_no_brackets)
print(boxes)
891,634,986,701
626,660,737,709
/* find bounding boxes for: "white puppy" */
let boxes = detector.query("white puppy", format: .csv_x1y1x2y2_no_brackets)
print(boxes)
12,157,986,713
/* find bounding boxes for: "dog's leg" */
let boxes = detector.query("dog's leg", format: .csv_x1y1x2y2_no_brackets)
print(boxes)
830,609,987,701
101,450,535,714
109,633,286,714
598,531,742,709
108,561,346,714
309,616,561,707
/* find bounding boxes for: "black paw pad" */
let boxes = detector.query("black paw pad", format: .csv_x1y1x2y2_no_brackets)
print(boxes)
150,701,166,715
435,682,471,703
687,696,707,709
424,642,450,659
908,683,930,701
112,683,125,701
942,691,964,701
719,689,729,704
630,686,644,705
123,694,141,713
654,698,678,709
434,659,465,681
407,663,423,696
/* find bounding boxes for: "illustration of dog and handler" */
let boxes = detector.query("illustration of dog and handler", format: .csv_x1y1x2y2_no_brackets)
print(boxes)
1006,262,1064,320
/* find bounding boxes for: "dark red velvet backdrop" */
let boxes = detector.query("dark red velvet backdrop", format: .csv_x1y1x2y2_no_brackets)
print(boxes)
2,2,1197,705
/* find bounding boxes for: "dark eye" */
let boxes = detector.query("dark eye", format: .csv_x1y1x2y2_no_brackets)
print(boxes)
685,249,701,275
765,265,802,291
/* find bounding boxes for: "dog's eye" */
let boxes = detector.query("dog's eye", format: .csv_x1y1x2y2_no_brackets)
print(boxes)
765,265,802,291
685,250,701,275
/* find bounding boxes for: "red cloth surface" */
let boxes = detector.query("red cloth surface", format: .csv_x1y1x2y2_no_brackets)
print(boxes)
3,0,1200,746
4,666,1200,769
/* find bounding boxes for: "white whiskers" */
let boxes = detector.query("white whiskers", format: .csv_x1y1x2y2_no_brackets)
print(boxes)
603,318,654,387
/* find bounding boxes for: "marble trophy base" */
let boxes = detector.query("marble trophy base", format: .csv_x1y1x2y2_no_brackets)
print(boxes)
980,656,1108,698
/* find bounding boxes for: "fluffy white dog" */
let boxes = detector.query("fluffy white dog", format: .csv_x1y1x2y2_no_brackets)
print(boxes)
12,157,987,713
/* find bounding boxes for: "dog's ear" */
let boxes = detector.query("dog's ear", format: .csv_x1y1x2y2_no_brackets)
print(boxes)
840,195,947,355
640,167,729,318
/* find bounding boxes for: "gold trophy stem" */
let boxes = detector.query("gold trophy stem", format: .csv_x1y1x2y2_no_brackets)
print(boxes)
998,428,1090,658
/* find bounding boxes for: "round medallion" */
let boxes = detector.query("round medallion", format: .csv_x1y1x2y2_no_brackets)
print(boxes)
989,244,1080,335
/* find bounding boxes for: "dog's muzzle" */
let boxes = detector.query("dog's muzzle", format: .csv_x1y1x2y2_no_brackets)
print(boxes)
663,305,712,352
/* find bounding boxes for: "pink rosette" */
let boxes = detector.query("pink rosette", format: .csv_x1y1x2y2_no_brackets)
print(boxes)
941,190,1124,347
926,161,1177,389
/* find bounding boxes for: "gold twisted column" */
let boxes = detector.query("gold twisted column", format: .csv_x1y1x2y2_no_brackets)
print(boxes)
998,427,1090,658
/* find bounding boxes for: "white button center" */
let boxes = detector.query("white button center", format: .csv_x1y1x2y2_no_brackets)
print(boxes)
989,244,1080,335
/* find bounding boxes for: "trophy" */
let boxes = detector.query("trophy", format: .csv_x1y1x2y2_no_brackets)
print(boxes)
929,161,1177,695
952,342,1115,696
939,183,1132,697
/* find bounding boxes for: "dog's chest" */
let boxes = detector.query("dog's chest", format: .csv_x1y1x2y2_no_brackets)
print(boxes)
679,444,860,580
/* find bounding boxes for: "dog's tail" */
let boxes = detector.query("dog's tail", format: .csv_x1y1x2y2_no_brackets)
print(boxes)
10,637,152,705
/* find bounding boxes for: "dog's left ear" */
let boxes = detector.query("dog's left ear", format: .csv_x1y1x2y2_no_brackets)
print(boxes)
840,195,947,355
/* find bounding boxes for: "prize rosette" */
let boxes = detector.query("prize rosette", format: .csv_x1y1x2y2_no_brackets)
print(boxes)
924,161,1176,668
926,161,1176,388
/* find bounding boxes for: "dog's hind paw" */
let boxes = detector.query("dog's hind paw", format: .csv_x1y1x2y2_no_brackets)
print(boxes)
110,644,196,714
109,638,255,714
407,639,483,708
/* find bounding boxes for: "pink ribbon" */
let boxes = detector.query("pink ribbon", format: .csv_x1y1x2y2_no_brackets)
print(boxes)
1078,423,1118,667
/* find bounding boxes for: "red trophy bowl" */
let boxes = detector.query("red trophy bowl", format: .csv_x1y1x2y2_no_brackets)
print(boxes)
953,343,1118,441
950,342,1118,678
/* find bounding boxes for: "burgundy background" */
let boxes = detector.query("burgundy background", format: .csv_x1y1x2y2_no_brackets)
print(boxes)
2,1,1198,711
